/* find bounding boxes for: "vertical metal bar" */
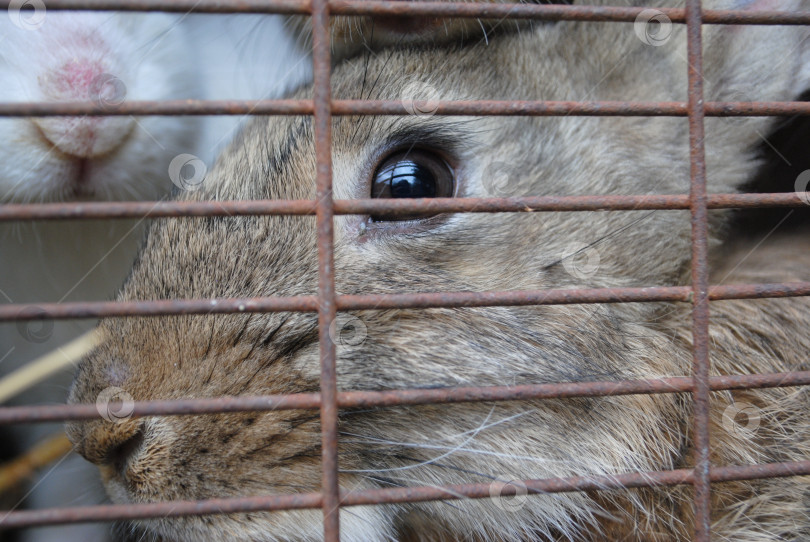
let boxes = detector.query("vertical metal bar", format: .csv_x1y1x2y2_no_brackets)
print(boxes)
685,0,712,539
310,0,341,538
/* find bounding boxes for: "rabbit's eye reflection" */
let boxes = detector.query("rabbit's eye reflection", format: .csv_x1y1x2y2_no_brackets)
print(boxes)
369,149,454,221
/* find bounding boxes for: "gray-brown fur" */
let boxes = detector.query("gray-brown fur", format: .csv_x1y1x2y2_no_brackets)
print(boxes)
67,4,810,541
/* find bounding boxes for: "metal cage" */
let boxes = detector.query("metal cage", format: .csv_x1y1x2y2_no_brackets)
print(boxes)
1,1,810,541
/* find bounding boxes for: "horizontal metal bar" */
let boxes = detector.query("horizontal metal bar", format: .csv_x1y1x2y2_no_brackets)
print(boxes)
342,282,810,309
2,370,808,425
0,193,806,222
0,99,312,118
0,296,321,322
2,282,810,323
1,460,808,529
2,0,809,25
0,0,313,14
332,2,810,25
339,461,810,506
1,100,810,118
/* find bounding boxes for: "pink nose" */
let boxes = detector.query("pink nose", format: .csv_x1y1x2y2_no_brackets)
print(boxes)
33,59,134,158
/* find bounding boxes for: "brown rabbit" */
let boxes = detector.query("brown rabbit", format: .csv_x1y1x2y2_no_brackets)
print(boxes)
67,1,810,540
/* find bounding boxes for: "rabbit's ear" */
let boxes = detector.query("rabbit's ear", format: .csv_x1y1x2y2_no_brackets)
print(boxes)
702,0,808,100
692,0,808,194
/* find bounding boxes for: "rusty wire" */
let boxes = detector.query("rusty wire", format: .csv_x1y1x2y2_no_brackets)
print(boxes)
1,0,810,540
3,282,810,322
3,460,810,530
0,193,807,221
310,0,341,535
3,370,810,425
684,0,711,535
2,98,810,117
2,0,810,25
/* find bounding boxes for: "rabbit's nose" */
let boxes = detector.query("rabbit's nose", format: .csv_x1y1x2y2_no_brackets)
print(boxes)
68,417,144,470
33,59,134,158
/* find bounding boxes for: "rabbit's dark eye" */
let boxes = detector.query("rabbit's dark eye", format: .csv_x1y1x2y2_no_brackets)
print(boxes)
370,149,454,221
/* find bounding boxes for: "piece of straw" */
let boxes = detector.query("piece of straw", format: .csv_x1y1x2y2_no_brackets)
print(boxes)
0,432,74,494
0,329,102,404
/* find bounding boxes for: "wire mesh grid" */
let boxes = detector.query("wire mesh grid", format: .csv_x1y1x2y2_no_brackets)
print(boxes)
0,1,809,541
